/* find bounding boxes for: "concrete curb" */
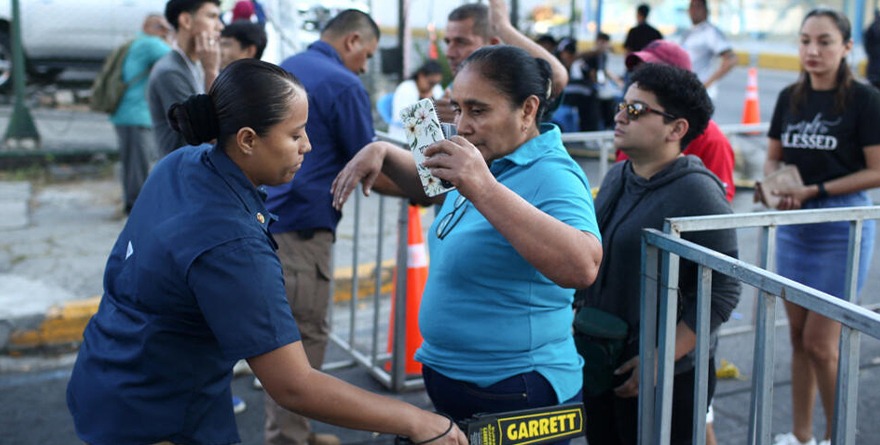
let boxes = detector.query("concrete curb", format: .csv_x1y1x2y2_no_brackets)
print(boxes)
3,261,399,354
332,259,397,304
7,296,101,353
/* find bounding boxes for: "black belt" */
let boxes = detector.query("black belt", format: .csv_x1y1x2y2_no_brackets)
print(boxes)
294,228,332,240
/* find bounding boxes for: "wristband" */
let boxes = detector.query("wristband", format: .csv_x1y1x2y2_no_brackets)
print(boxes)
413,413,455,445
817,182,829,199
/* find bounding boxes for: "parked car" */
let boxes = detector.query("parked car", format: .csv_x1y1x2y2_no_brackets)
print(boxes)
0,1,377,92
0,0,164,91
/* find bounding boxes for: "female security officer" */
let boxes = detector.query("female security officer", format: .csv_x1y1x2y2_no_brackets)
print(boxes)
66,59,466,445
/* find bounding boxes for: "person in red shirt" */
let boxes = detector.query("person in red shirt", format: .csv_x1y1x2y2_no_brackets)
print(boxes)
616,40,736,202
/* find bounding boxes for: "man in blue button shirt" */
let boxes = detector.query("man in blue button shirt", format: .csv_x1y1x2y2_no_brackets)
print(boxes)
264,9,381,445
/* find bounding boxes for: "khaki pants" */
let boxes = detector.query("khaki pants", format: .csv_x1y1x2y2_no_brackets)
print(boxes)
264,230,333,445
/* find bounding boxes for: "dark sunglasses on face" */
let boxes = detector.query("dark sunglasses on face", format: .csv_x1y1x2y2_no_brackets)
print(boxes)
617,101,678,121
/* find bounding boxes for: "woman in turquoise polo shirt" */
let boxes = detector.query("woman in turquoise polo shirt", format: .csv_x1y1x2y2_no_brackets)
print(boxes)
66,59,465,445
332,45,603,430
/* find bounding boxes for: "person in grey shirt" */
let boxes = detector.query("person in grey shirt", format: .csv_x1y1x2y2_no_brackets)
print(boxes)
148,0,223,157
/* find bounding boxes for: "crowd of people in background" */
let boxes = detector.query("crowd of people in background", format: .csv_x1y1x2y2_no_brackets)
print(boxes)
544,0,737,133
70,1,880,444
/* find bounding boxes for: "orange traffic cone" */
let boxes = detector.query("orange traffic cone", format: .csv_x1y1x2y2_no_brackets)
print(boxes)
385,205,427,375
427,23,439,60
742,67,760,127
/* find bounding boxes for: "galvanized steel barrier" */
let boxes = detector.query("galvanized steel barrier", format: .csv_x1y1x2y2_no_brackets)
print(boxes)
638,207,880,445
323,131,424,392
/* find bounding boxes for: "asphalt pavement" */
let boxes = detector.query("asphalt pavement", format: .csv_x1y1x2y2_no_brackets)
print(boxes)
2,61,880,444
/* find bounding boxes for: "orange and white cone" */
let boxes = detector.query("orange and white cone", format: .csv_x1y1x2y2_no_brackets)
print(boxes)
742,67,760,130
427,23,439,60
386,205,427,374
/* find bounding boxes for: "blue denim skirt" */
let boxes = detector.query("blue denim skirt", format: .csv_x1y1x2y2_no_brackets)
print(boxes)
776,191,875,301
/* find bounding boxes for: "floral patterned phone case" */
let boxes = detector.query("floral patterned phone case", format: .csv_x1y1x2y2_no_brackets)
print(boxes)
399,98,456,197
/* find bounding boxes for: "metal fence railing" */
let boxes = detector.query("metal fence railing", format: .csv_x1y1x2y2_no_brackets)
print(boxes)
324,131,424,392
639,207,880,445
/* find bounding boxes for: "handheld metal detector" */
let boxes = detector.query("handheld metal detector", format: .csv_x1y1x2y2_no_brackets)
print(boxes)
397,402,585,445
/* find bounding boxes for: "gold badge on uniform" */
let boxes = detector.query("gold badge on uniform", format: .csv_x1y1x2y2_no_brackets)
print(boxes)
256,212,265,224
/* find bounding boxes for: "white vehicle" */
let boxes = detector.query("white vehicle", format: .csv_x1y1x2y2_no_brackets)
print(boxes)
0,0,372,91
0,0,163,90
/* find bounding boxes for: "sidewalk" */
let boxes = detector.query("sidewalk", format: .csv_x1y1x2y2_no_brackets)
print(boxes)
0,175,123,352
0,101,120,352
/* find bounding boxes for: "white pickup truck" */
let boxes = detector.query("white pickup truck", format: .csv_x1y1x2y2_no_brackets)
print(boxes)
0,0,163,90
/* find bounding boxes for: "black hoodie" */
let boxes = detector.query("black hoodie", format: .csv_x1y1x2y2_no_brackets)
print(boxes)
577,155,741,373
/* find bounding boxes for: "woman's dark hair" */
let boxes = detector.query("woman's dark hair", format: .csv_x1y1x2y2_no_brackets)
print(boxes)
168,59,303,149
410,60,443,81
458,45,553,122
791,7,853,115
630,63,714,149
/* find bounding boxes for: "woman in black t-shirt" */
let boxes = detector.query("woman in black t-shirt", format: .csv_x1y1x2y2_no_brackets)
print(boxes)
763,8,880,445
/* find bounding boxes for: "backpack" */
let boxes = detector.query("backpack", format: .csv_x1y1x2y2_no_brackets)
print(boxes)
89,40,151,114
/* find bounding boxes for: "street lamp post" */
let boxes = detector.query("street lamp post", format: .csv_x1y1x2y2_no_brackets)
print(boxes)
3,0,40,150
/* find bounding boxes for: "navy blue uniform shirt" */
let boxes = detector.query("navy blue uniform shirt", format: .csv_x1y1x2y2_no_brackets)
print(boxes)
267,41,374,234
67,145,301,445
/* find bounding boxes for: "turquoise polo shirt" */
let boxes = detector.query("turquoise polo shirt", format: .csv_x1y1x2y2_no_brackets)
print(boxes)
416,124,600,404
111,32,171,127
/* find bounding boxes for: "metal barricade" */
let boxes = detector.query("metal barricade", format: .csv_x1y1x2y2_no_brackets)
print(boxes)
638,207,880,445
562,120,878,335
324,131,425,392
